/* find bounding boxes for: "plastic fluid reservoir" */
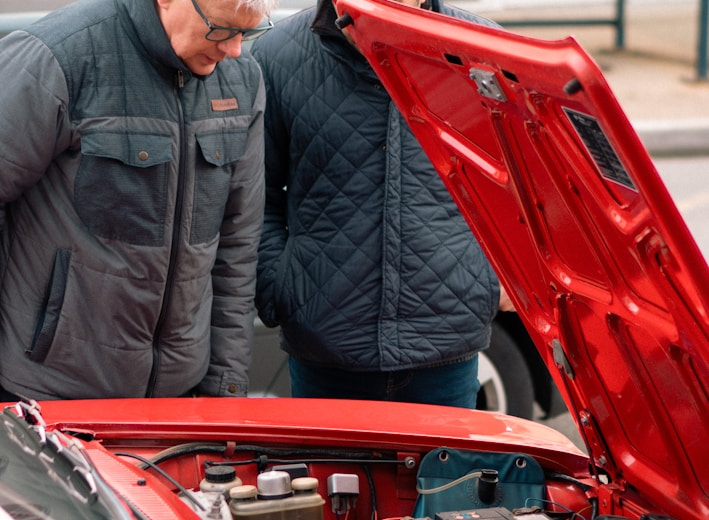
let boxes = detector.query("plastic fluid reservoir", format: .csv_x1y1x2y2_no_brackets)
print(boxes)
200,465,243,495
192,465,243,519
230,471,325,520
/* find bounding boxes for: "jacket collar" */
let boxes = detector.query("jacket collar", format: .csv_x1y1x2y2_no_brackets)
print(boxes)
311,0,347,39
116,0,194,80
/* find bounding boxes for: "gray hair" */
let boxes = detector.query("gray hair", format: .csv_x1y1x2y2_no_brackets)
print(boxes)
229,0,281,18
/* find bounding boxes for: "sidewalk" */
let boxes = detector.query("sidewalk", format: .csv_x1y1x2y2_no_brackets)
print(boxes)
462,0,709,156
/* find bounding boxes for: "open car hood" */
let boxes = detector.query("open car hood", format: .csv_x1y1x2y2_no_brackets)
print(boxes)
333,0,709,512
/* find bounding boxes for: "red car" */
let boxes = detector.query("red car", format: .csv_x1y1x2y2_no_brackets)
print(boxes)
2,1,708,519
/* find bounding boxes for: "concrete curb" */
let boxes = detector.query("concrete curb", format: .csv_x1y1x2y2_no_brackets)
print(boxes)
634,118,709,157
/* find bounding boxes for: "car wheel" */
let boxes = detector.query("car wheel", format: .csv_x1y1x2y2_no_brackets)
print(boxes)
476,321,535,419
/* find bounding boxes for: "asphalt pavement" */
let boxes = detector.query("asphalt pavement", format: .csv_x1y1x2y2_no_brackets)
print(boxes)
461,0,709,157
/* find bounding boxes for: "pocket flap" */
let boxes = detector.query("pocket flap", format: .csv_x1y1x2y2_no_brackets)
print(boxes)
196,130,248,167
81,132,173,168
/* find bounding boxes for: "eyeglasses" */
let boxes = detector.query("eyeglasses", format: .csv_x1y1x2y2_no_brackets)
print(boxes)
190,0,273,42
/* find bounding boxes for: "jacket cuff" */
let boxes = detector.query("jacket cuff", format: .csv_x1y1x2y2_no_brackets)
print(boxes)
197,373,249,397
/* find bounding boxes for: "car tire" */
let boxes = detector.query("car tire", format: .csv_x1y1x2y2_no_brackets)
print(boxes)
476,320,535,419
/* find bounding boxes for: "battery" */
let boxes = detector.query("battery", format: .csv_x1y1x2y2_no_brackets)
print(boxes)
435,507,515,520
434,507,551,520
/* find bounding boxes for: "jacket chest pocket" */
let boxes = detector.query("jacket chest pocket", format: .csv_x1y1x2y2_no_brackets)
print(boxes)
191,130,248,244
76,131,174,246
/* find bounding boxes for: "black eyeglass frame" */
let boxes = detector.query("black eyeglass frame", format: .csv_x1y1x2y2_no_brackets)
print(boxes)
190,0,273,42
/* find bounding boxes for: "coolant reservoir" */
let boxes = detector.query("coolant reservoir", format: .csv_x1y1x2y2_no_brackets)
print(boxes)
181,465,243,520
230,471,325,519
200,465,243,495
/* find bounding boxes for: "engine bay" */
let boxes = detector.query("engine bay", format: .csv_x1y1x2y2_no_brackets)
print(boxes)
0,400,603,520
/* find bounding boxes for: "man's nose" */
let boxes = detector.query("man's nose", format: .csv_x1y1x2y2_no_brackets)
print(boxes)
217,35,243,58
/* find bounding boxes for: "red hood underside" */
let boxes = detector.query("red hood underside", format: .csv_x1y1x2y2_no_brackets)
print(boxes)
331,0,709,516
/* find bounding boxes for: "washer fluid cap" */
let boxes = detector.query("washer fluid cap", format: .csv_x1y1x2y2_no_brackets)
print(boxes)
205,465,237,483
230,484,258,500
292,477,319,493
257,470,293,499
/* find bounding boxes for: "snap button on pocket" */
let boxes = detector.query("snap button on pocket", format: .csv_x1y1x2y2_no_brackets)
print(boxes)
138,150,149,161
195,130,246,167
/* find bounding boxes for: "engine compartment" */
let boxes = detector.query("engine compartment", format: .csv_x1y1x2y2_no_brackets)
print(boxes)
0,399,600,520
84,436,594,519
5,396,691,520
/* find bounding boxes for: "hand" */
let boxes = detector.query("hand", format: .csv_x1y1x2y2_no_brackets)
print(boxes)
498,284,516,312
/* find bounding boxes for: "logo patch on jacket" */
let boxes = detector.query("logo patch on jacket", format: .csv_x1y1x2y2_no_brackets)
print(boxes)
211,98,238,111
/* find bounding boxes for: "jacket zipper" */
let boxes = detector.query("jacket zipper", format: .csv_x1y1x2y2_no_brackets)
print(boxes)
145,69,187,397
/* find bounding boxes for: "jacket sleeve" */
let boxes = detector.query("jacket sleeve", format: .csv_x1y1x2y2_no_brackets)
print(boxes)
196,72,267,397
251,43,291,328
0,32,71,207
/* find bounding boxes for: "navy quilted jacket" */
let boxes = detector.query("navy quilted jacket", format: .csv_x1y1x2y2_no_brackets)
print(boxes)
252,0,500,371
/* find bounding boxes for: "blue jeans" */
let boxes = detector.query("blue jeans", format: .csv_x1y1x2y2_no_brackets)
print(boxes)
289,355,479,408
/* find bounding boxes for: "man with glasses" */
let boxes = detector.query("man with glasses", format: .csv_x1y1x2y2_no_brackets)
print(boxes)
0,0,276,402
251,0,514,408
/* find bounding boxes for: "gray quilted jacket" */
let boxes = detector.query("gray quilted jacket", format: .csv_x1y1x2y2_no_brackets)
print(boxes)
251,0,501,371
0,0,265,399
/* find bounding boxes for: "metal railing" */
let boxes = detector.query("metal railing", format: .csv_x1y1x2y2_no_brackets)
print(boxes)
699,0,709,79
500,0,627,49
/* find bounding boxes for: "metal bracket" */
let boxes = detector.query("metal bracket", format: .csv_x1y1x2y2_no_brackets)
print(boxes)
469,68,507,101
552,338,574,380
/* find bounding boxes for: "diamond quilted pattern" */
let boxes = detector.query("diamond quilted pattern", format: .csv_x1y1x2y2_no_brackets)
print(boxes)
253,6,500,370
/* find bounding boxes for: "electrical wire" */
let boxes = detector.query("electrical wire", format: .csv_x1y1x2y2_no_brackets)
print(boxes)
523,497,588,520
138,441,227,468
114,451,206,512
545,471,594,493
363,464,377,520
